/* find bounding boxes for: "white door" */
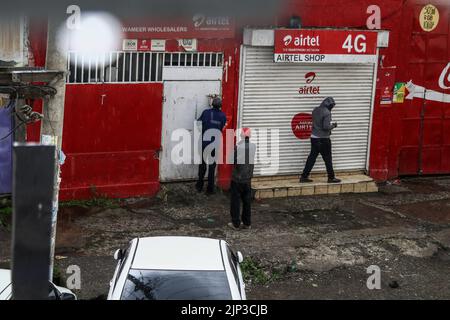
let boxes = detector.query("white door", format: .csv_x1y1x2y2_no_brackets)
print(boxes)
160,80,221,181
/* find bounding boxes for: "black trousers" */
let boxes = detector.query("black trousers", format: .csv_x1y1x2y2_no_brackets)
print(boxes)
230,181,252,227
301,138,335,179
197,149,216,192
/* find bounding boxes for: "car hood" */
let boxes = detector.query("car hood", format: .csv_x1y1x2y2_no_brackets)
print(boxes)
0,269,76,300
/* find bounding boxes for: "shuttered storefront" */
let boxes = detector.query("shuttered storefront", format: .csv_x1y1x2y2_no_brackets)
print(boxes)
239,46,376,176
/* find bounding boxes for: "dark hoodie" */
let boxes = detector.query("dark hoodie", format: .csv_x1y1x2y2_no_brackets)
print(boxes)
231,137,256,183
311,97,336,138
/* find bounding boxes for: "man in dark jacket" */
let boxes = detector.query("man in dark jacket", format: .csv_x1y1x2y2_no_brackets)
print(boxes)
300,97,341,183
196,97,227,194
228,128,256,230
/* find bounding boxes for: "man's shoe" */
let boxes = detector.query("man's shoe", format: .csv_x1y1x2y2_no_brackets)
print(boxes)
241,224,251,230
299,176,313,183
328,177,341,183
227,222,240,230
205,189,215,195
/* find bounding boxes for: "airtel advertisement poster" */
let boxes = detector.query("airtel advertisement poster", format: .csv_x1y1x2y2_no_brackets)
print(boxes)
291,113,313,140
274,29,378,64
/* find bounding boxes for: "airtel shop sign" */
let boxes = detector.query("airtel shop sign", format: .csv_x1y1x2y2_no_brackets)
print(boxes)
274,29,378,64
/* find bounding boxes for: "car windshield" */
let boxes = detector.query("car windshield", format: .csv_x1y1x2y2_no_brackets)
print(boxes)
120,269,232,300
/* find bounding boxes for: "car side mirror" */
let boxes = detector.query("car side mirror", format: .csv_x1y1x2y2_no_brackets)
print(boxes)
114,249,123,261
48,282,60,300
60,292,76,300
237,251,244,263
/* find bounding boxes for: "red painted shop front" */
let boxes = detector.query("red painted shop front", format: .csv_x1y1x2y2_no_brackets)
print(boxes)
278,0,450,181
394,2,450,175
59,38,239,200
28,18,240,200
27,0,450,200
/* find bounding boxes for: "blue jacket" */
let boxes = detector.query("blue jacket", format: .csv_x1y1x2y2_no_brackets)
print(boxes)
198,108,227,148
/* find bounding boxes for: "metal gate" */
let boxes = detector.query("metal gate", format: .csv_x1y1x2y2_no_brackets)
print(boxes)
238,46,376,176
159,59,223,181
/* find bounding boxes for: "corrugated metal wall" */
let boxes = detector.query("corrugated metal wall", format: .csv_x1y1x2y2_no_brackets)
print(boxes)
239,46,375,176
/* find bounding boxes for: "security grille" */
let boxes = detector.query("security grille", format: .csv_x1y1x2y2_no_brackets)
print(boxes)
67,52,223,84
67,51,164,84
239,46,376,176
163,52,223,67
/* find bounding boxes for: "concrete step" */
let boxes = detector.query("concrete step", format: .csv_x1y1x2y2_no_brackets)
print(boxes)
252,174,378,199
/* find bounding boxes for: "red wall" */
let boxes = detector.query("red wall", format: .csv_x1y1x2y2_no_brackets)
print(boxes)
60,39,239,199
60,83,163,199
393,1,450,177
281,0,450,181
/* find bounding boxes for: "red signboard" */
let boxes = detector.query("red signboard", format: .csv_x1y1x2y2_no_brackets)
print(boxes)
137,39,151,51
378,67,396,105
274,29,378,64
291,113,313,139
122,15,235,39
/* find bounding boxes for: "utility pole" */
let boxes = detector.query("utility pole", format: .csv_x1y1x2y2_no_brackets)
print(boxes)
41,14,67,280
11,144,55,300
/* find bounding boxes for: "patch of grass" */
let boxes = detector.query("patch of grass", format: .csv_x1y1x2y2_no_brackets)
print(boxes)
240,257,296,285
0,206,12,216
52,265,62,286
0,200,12,228
59,198,122,209
240,258,275,285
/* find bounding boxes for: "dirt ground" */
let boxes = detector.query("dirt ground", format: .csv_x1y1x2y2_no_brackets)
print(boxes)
1,176,450,300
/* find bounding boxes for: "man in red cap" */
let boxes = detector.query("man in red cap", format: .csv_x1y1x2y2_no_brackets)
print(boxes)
228,127,256,230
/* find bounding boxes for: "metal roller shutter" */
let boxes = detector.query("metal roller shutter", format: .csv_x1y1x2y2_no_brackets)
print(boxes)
239,46,375,176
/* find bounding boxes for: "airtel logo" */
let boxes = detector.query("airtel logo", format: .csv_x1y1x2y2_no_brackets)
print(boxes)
305,72,316,83
193,14,230,28
283,35,292,46
193,14,206,27
439,62,450,90
299,72,320,95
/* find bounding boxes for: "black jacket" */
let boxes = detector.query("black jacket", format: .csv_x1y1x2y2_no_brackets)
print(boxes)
231,138,256,183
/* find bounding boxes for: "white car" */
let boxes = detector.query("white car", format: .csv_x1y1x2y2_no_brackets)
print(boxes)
0,269,77,300
108,236,246,300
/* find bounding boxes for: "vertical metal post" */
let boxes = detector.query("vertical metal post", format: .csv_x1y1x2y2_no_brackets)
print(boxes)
13,99,27,143
418,89,426,175
74,53,77,82
11,144,55,300
41,15,67,280
136,52,139,81
116,52,119,82
122,52,126,82
109,52,112,82
142,52,146,81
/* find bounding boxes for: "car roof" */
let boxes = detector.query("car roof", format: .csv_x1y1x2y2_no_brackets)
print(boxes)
131,236,225,271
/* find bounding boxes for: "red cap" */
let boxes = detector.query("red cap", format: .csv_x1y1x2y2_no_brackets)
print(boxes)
241,127,251,138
